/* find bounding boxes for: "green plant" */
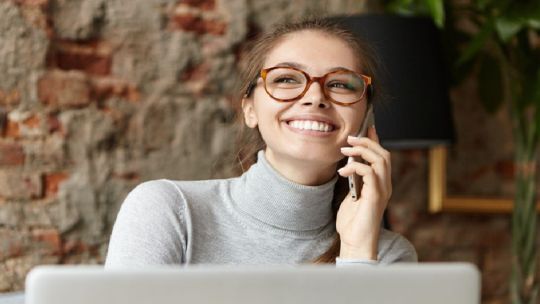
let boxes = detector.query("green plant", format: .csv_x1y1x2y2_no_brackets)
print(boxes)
386,0,445,27
385,0,540,302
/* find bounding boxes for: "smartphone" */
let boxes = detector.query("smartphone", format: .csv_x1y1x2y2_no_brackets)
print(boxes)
347,104,375,201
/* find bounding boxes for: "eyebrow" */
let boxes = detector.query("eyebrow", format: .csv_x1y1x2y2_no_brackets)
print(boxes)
274,62,355,73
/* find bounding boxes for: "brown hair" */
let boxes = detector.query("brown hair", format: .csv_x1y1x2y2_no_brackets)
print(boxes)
232,17,381,263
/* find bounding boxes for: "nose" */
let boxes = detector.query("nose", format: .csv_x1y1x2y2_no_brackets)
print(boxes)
300,81,330,108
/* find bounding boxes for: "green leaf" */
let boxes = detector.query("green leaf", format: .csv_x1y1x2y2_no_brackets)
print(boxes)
456,19,494,66
424,0,445,28
500,1,540,33
386,0,415,15
477,52,504,114
495,17,524,42
527,19,540,29
476,0,492,10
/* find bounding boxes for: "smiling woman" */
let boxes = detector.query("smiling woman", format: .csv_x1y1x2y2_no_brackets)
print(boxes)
105,17,417,268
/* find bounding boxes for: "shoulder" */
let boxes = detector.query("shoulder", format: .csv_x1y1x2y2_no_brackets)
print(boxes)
106,179,190,267
378,229,418,263
121,177,234,215
123,179,185,211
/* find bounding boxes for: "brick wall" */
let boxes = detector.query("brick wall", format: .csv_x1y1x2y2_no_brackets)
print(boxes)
0,0,536,303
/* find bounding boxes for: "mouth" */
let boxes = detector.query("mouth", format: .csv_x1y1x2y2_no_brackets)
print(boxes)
284,119,337,133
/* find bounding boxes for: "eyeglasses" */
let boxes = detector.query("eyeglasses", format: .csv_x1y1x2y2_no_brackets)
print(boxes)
246,66,372,106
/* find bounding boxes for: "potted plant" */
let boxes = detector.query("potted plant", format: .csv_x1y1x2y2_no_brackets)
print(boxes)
388,1,540,303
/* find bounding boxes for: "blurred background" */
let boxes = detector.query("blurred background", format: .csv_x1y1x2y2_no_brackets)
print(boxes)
0,0,538,303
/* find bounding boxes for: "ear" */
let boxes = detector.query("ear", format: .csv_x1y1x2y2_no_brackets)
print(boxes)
241,97,258,128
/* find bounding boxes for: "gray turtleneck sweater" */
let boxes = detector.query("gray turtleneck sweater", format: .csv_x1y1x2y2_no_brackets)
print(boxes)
105,150,417,268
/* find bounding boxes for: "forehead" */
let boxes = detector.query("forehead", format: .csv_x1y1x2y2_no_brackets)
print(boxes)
263,30,359,73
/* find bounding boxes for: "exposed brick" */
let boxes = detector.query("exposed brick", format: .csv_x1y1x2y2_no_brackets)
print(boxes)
31,228,62,255
0,142,24,166
90,77,140,102
46,113,63,134
179,61,210,82
2,114,42,139
48,40,112,76
0,90,21,107
3,119,20,139
0,171,42,199
111,171,140,182
180,0,215,10
0,110,5,136
38,70,91,108
0,229,24,261
22,114,40,129
43,172,68,197
170,13,227,35
14,0,48,6
62,239,88,255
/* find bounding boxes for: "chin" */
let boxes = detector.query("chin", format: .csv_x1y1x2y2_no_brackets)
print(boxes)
285,147,341,165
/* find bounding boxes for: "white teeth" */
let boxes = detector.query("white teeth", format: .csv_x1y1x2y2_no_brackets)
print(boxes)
288,120,334,132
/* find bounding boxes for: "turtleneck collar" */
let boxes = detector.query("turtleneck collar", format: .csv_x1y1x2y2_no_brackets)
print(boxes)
231,150,338,233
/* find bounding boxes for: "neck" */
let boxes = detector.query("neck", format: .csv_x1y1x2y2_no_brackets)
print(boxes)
230,149,338,233
264,149,338,186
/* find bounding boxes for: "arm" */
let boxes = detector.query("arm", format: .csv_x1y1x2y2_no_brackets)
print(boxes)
105,180,187,268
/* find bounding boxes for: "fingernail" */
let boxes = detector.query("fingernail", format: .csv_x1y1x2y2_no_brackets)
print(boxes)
340,147,352,151
337,168,345,174
347,135,356,139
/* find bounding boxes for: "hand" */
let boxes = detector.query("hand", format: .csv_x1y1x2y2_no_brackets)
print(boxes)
336,126,393,259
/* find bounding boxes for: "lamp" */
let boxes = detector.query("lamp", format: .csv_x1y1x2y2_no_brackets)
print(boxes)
330,14,456,150
330,14,466,215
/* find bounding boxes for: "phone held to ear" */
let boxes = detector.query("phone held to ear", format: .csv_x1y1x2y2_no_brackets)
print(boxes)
347,105,375,201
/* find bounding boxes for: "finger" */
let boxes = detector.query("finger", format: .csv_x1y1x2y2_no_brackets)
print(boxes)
347,135,391,165
341,146,392,200
341,144,391,175
341,147,390,195
337,161,376,184
340,146,387,170
338,162,381,199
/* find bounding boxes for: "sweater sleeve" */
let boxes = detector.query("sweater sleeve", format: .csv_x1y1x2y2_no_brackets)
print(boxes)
104,179,188,269
335,231,418,267
335,257,379,267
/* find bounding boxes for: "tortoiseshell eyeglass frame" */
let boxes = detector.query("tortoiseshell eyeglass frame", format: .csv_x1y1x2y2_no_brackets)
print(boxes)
244,66,372,106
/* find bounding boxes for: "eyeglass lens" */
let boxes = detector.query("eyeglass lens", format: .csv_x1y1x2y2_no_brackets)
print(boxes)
264,67,366,103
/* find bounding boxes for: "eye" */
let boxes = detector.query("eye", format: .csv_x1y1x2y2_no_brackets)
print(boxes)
273,76,300,84
327,81,358,91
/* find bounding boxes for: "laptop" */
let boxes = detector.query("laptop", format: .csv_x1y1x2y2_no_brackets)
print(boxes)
25,263,481,304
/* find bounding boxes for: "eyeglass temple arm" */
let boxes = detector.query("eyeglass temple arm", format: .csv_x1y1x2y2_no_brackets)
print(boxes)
243,79,258,98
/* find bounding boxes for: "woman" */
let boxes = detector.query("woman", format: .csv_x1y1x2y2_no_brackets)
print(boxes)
105,18,417,268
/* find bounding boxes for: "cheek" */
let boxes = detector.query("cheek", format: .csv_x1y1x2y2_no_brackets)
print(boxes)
340,108,364,133
351,105,368,132
253,97,286,129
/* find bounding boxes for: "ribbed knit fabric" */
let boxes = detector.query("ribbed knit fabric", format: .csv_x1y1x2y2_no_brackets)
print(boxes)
105,150,417,268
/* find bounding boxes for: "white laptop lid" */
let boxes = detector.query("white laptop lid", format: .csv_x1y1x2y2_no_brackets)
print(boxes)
26,263,480,304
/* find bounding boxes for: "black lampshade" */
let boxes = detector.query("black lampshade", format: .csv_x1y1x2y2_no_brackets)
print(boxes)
330,14,456,149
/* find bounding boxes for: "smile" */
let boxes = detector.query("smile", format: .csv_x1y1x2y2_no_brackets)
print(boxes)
286,120,336,133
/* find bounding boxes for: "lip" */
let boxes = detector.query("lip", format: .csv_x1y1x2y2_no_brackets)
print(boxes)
282,114,339,129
